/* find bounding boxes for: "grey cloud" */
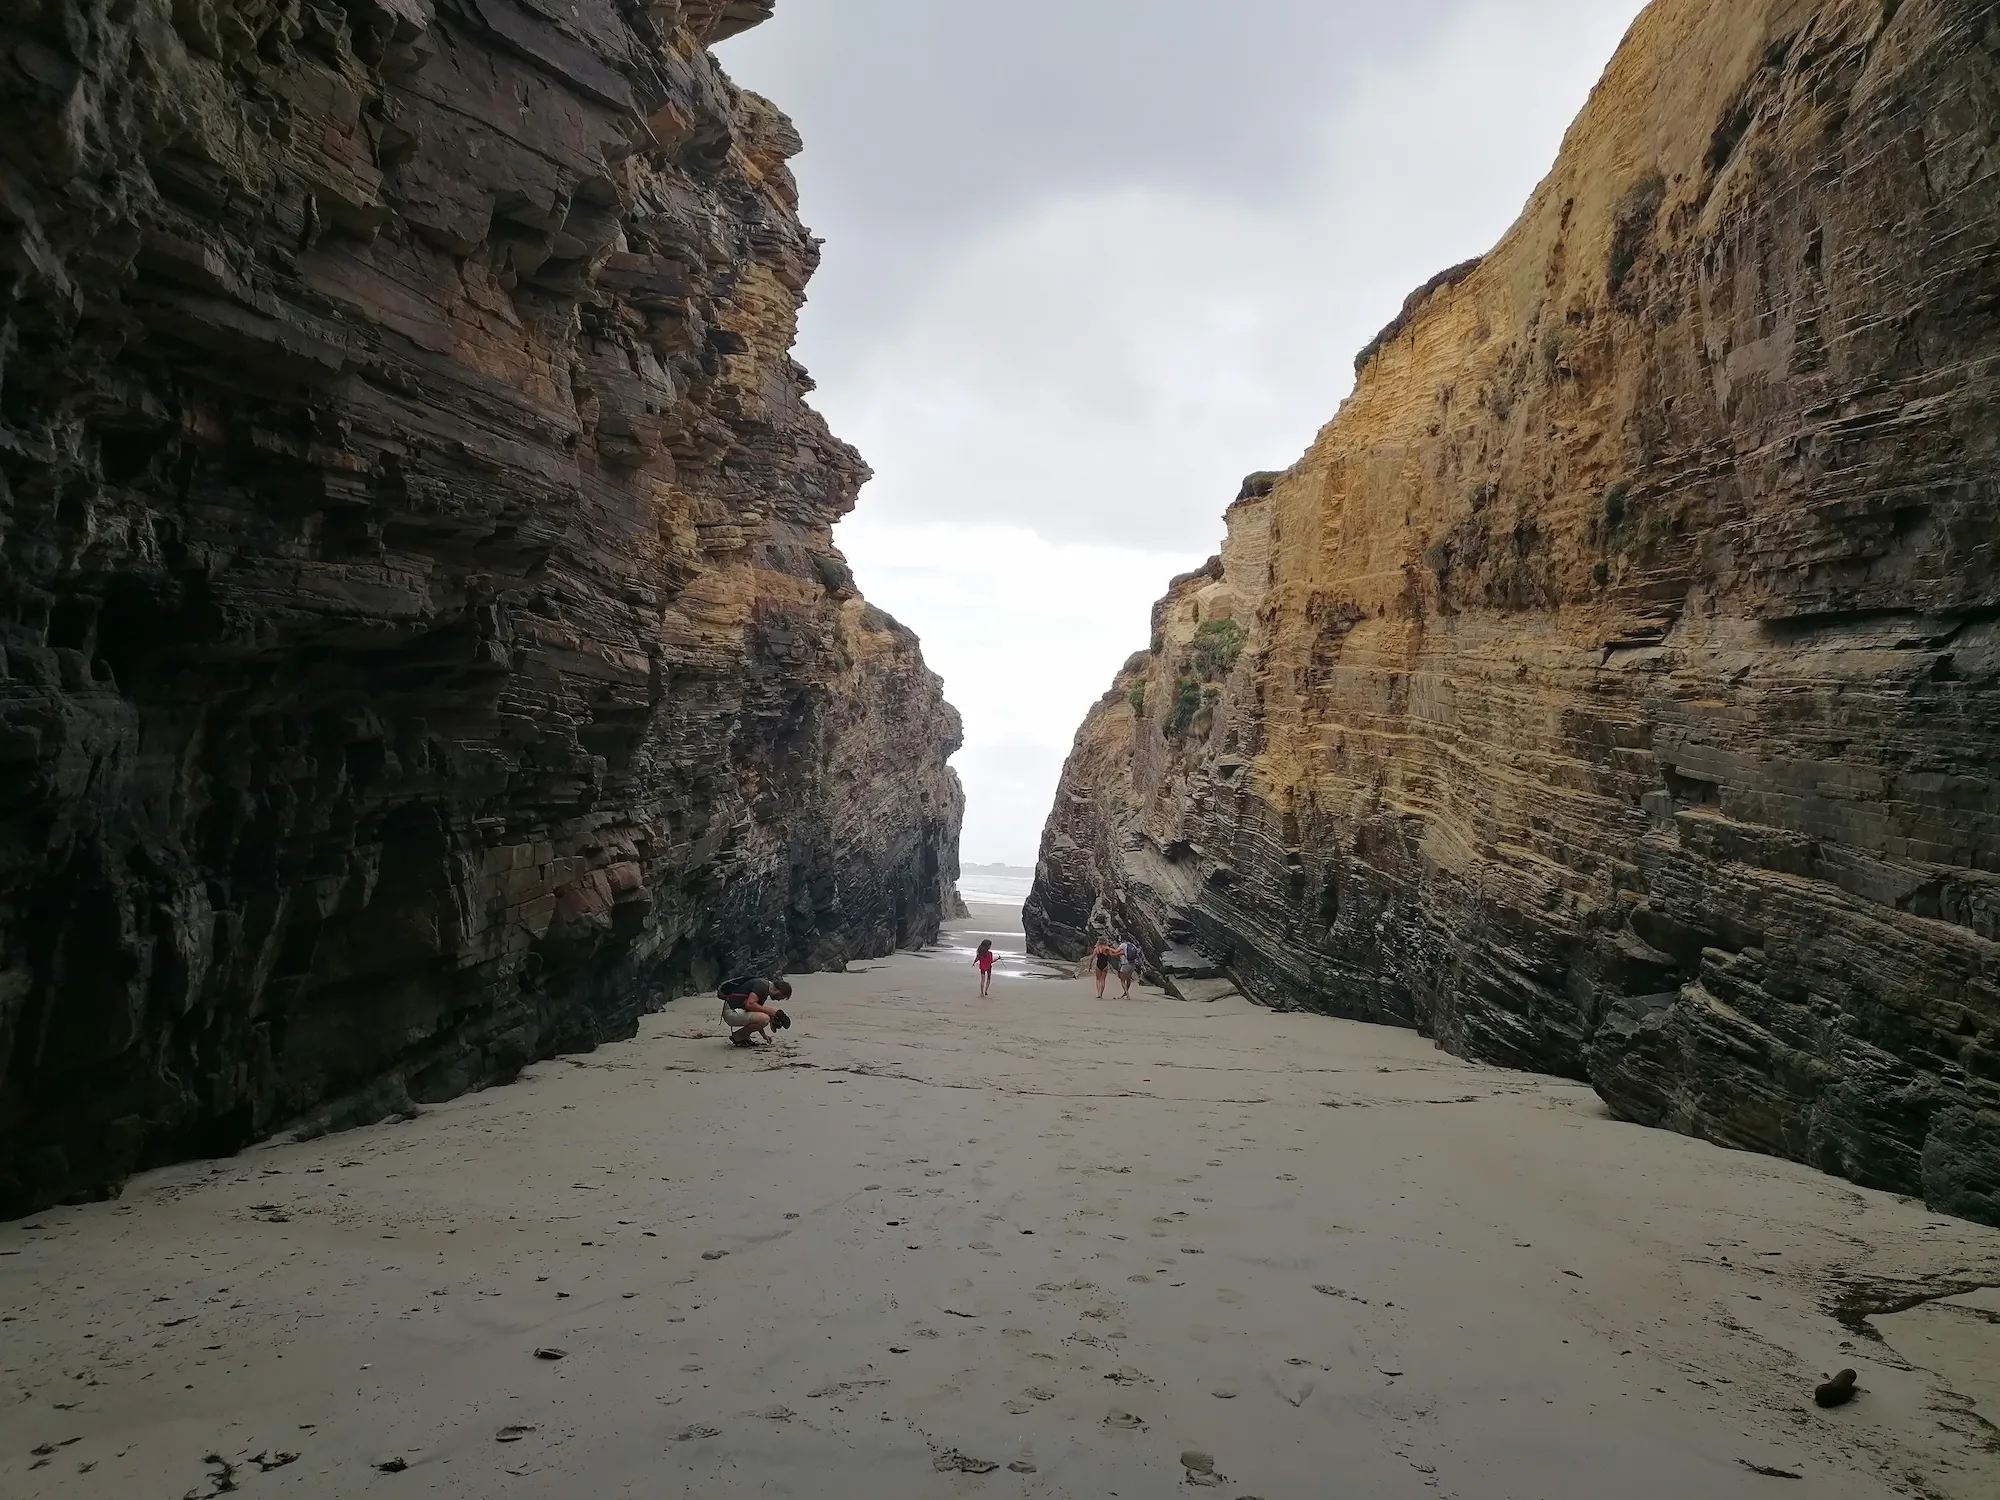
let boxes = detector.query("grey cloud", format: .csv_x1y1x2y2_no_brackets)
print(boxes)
723,1,1490,365
952,738,1077,867
727,1,1473,228
725,1,1649,550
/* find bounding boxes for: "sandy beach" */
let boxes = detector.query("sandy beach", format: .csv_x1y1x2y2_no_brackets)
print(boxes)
3,903,1997,1499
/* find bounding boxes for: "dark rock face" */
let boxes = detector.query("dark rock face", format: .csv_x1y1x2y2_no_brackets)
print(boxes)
1027,0,2000,1225
0,0,961,1217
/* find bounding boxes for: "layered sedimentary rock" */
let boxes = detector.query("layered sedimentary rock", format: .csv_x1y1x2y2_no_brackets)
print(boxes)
0,0,962,1217
1028,0,2000,1225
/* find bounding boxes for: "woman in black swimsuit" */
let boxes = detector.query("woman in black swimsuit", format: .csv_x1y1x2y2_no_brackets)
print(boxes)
1089,941,1120,998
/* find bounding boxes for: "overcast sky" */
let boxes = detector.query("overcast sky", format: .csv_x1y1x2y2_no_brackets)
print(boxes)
720,0,1650,866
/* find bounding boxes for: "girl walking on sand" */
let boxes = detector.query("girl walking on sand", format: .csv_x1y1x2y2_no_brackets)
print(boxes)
974,939,996,997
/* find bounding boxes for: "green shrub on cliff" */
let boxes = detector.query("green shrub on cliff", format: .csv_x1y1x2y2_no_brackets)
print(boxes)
1603,482,1630,528
1163,676,1204,739
1189,618,1245,680
1127,681,1146,717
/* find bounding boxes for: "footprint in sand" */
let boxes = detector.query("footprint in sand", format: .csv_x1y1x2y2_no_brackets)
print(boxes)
933,1451,999,1474
1003,1400,1034,1415
1271,1372,1316,1407
1103,1410,1146,1430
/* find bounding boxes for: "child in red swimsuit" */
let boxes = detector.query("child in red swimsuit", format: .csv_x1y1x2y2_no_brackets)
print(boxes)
974,939,996,997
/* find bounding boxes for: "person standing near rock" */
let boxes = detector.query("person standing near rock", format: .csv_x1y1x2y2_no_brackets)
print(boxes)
1118,938,1143,997
974,939,996,997
1090,940,1121,998
719,976,791,1047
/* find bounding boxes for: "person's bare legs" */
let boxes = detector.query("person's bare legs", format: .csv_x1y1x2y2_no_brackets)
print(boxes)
730,1015,772,1046
1094,966,1107,998
1119,968,1134,997
979,971,991,997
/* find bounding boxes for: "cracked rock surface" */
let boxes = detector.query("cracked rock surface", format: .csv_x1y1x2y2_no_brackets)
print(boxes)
0,0,960,1217
1026,0,2000,1224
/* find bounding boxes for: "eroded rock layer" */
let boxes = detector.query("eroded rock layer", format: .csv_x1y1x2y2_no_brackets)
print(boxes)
0,0,961,1217
1027,0,2000,1225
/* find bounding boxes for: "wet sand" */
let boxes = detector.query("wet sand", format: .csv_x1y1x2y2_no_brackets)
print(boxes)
3,904,1997,1498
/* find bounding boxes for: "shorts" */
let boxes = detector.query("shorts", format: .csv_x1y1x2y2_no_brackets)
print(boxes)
1119,961,1135,975
722,1007,758,1029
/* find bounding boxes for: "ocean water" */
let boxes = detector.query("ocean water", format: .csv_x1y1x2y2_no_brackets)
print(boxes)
958,863,1034,906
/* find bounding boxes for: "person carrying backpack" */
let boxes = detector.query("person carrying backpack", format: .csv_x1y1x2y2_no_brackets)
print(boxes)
718,975,791,1047
1117,938,1143,997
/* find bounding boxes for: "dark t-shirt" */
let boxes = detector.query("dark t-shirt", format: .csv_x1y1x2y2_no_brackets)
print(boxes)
719,976,773,1002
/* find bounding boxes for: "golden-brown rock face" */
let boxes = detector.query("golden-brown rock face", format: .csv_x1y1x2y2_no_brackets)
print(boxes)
0,0,961,1216
1027,0,2000,1225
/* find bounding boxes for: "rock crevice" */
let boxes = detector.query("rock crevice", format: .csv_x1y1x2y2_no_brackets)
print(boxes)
0,0,961,1216
1027,0,2000,1225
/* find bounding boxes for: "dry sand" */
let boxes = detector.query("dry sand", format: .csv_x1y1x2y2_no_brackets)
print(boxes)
3,903,1997,1499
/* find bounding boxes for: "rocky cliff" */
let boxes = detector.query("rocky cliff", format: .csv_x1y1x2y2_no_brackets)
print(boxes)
1027,0,2000,1226
0,0,962,1218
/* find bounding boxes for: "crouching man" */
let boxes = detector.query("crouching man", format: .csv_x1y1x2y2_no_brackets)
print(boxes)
719,975,792,1047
